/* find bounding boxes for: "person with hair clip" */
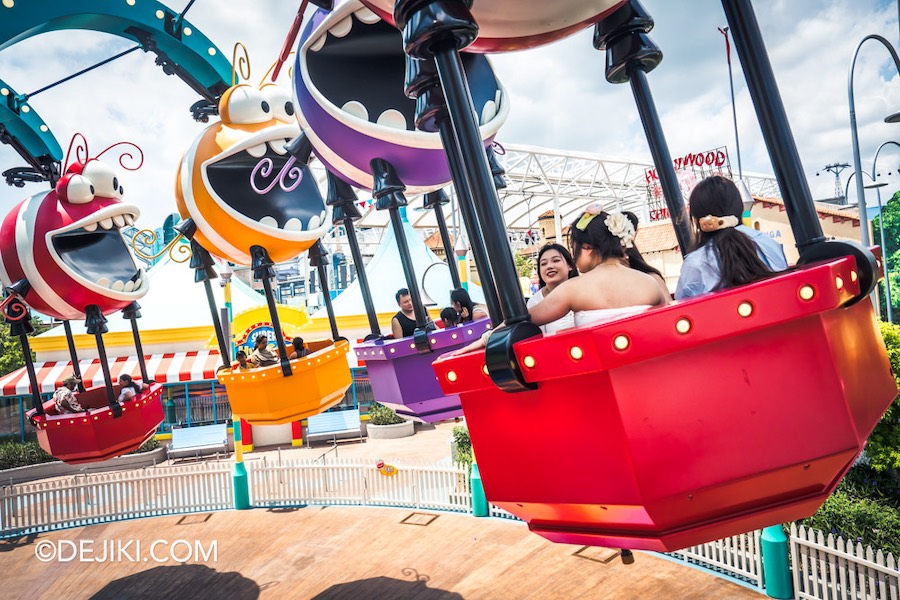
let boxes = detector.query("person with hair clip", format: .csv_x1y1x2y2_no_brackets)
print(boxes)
675,176,787,300
623,211,670,297
450,287,488,323
527,243,579,333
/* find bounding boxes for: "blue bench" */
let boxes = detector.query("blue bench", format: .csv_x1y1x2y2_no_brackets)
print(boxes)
306,409,363,448
167,423,229,461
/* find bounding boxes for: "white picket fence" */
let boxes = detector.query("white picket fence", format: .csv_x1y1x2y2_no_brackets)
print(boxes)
791,524,899,600
0,462,233,537
247,457,472,514
670,530,764,589
2,459,898,600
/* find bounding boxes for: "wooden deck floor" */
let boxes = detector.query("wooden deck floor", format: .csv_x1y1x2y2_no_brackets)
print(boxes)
1,507,764,599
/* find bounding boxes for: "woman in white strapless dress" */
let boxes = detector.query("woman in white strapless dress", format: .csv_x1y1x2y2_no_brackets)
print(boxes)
528,206,669,329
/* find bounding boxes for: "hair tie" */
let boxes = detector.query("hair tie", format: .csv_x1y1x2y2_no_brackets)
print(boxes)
699,214,739,232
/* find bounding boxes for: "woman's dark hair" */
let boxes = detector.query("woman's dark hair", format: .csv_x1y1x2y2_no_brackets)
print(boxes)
688,175,771,290
440,307,460,327
449,288,476,322
621,211,665,281
292,337,304,350
236,351,247,359
569,210,628,264
254,335,268,348
535,243,578,288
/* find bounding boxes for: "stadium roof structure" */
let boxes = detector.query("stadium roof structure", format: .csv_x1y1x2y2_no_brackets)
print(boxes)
311,143,782,238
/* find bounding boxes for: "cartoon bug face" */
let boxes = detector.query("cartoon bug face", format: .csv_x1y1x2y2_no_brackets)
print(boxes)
175,81,330,266
359,0,627,52
294,1,508,193
0,154,146,321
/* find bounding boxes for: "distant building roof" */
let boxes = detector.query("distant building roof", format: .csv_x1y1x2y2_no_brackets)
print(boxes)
635,220,680,253
755,196,859,225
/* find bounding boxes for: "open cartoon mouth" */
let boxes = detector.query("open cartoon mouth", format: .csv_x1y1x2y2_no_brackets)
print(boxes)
50,204,146,294
301,2,504,135
205,141,327,233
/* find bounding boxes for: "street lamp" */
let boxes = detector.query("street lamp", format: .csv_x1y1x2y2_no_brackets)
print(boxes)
865,181,893,322
847,34,900,248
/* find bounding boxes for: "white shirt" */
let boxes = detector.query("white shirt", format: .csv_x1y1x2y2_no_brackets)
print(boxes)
527,289,575,334
675,225,788,300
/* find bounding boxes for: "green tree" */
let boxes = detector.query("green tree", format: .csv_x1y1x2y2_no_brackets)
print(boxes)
874,191,900,320
514,252,533,278
0,316,49,377
866,322,900,473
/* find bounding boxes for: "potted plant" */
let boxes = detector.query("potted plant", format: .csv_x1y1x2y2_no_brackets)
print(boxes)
366,403,414,440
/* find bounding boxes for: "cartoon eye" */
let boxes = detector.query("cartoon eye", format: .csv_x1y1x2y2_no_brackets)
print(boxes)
64,175,95,204
220,85,272,125
82,160,123,198
261,85,295,123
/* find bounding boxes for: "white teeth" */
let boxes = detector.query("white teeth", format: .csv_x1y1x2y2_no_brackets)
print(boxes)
124,215,134,226
495,89,502,106
342,100,368,121
330,16,353,38
111,280,125,292
134,276,142,289
269,140,288,155
123,280,135,293
247,144,267,158
320,209,327,223
354,7,381,24
376,109,407,130
307,214,321,231
259,216,279,228
481,100,497,125
310,35,326,52
84,222,98,232
99,218,113,230
112,215,125,228
97,277,110,287
284,218,303,231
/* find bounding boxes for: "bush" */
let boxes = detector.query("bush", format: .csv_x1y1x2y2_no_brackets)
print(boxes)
367,403,406,426
0,435,161,470
0,439,55,470
801,464,900,556
451,425,473,469
866,322,900,472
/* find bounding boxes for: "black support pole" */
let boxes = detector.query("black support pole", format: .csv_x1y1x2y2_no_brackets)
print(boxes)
85,304,121,416
326,173,382,339
424,191,461,289
720,0,824,249
371,158,432,351
62,320,86,393
341,213,382,339
251,245,293,375
593,0,691,256
309,241,342,342
4,298,42,416
122,302,150,382
431,48,527,323
189,240,231,368
437,124,503,325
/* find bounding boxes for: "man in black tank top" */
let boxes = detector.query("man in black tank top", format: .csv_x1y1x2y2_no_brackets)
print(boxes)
391,288,418,338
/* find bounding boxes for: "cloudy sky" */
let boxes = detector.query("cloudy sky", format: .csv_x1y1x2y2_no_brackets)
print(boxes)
1,0,900,229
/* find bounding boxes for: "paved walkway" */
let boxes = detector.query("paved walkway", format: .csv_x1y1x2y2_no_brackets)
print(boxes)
3,507,764,599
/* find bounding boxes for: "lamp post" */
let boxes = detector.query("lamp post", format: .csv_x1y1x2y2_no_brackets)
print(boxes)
865,180,893,322
848,34,900,248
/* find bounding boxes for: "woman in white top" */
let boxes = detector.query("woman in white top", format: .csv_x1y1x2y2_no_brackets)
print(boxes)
529,206,669,329
526,243,578,333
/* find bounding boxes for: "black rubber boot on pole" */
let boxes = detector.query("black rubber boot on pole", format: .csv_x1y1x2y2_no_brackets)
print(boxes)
423,189,462,290
122,302,150,382
309,240,343,342
85,304,121,416
62,320,86,393
250,245,293,375
4,297,43,417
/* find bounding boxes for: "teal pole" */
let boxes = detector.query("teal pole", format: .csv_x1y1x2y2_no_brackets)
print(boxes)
232,417,251,510
760,525,793,599
471,463,488,517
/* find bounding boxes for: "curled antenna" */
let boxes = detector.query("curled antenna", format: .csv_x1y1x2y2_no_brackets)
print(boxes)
63,133,90,170
232,42,251,86
95,141,145,171
260,53,295,86
491,140,506,155
131,230,192,263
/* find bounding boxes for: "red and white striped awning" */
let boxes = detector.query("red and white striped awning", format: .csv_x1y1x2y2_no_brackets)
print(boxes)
0,350,225,397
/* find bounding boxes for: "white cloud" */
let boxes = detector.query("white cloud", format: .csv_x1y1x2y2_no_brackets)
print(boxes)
1,0,900,231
